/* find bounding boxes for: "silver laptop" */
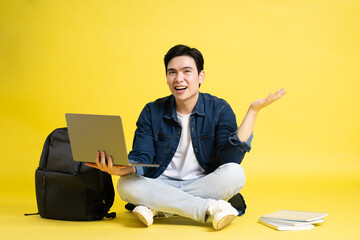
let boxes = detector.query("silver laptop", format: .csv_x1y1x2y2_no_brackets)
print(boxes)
65,113,159,167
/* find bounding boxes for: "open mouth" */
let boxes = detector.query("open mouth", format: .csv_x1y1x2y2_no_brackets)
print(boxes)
174,86,187,93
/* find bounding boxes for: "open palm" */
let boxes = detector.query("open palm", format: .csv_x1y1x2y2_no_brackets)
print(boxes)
250,88,286,112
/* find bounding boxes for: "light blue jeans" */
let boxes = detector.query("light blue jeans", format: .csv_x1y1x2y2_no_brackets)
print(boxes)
117,163,246,223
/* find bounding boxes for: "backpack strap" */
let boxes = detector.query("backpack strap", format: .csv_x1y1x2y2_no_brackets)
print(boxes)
24,212,40,216
101,171,116,219
125,203,136,211
104,212,116,219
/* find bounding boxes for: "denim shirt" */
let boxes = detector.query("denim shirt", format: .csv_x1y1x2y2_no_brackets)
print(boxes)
128,92,253,178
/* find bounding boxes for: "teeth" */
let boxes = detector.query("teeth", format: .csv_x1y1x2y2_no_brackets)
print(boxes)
175,87,187,90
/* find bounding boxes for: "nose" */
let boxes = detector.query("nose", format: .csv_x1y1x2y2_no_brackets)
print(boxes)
175,72,184,82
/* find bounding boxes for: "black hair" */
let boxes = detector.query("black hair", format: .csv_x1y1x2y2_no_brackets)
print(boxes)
164,44,204,75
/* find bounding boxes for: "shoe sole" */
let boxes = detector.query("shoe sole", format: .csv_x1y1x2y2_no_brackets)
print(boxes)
214,214,237,230
133,211,151,227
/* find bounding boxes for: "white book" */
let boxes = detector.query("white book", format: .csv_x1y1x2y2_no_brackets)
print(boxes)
261,210,328,222
259,217,325,226
258,219,315,231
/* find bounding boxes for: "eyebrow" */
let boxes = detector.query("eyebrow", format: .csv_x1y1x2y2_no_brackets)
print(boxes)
167,66,193,72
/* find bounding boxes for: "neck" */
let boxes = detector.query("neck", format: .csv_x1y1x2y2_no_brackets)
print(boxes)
175,92,199,115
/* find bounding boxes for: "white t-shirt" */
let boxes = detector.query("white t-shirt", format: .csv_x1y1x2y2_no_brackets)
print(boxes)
162,112,205,180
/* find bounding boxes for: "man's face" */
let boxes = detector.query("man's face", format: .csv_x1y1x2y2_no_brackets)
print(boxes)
166,56,204,105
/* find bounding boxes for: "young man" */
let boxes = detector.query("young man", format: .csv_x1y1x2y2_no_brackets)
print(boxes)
86,45,286,230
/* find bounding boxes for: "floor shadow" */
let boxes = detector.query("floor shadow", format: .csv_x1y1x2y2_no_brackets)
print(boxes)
113,211,215,231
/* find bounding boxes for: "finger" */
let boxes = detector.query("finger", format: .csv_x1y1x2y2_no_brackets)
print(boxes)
264,93,274,104
262,93,271,104
269,89,286,104
273,89,282,100
270,89,282,100
95,151,101,169
95,151,100,162
95,151,103,169
264,90,281,106
280,88,287,97
108,156,113,168
274,88,286,100
101,151,108,170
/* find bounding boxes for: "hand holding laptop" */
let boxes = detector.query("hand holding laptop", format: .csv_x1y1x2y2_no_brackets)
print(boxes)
85,151,136,176
65,113,159,168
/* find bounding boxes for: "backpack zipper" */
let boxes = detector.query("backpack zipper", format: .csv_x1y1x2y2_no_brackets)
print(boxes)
51,134,82,175
40,128,69,170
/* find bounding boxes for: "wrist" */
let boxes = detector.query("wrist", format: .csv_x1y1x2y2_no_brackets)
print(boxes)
248,106,259,115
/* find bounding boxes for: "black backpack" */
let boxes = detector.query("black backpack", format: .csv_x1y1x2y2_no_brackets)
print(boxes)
34,128,116,221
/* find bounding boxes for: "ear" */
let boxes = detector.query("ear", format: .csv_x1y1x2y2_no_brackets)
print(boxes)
198,70,205,84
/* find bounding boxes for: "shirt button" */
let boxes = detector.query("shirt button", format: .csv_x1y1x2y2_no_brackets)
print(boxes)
172,151,175,154
177,131,180,135
194,148,198,152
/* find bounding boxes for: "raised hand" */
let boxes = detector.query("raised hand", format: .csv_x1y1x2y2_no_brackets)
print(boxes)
237,88,287,142
250,88,286,113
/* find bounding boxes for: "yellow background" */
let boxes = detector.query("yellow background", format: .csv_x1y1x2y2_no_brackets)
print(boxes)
1,0,359,239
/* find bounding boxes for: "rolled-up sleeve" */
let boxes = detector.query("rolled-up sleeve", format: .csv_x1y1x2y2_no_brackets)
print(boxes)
228,131,253,152
129,163,145,176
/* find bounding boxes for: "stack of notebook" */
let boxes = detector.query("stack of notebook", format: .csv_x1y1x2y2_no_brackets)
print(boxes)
259,210,328,231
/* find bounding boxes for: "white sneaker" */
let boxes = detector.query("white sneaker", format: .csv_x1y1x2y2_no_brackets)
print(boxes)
207,200,239,230
132,206,157,227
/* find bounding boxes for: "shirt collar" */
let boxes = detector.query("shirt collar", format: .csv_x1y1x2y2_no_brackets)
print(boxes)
192,92,205,116
164,93,205,120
